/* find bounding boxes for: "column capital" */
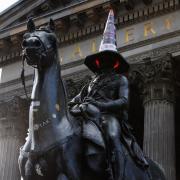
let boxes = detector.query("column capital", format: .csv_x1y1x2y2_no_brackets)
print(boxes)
129,53,175,103
130,53,173,83
65,75,91,100
173,55,180,98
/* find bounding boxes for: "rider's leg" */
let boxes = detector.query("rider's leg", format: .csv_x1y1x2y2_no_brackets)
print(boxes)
102,115,125,180
56,135,82,180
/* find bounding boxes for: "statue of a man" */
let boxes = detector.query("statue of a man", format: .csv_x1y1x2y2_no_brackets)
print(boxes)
69,9,149,180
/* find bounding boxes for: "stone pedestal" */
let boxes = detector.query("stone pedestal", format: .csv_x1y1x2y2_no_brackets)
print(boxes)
0,97,28,180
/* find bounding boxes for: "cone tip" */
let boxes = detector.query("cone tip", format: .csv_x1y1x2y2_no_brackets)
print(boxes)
109,9,114,15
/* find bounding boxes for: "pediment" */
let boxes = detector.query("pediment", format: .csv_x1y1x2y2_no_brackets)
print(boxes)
0,0,77,30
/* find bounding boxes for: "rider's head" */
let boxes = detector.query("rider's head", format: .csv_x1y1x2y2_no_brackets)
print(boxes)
94,58,120,75
84,10,129,75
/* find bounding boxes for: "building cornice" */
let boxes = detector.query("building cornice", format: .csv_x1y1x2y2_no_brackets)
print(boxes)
0,59,87,90
0,0,178,41
127,41,180,63
58,0,179,45
0,68,91,103
1,28,180,67
0,0,113,40
0,0,179,66
0,0,46,30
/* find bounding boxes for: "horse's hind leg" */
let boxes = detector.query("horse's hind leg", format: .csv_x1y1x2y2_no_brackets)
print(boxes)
57,174,69,180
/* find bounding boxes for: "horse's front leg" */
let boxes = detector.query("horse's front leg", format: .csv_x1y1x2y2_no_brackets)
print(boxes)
19,154,39,180
18,153,27,180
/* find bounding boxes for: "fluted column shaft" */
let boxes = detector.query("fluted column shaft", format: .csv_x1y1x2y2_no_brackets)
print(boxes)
0,97,28,180
143,81,176,180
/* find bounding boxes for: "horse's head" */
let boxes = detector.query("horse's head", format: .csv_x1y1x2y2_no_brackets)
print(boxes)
22,19,58,68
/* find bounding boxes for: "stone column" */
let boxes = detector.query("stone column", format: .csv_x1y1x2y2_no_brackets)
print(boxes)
0,97,28,180
142,56,176,180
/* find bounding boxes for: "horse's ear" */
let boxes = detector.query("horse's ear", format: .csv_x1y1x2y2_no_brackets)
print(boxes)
48,19,55,31
27,18,35,32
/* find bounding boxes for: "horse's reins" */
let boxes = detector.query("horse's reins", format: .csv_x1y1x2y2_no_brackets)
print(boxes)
21,55,29,99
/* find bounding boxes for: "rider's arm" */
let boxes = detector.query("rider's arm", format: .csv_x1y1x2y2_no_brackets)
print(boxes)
92,75,129,111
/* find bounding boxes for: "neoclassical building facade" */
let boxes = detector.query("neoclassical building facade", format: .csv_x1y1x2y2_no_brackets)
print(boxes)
0,0,179,179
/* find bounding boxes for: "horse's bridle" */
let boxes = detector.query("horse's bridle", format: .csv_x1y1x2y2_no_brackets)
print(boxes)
21,32,56,100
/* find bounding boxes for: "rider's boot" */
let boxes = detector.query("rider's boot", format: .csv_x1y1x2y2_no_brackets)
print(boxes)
111,137,125,180
103,116,125,180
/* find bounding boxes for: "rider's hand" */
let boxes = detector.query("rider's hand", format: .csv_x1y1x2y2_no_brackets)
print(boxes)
69,104,81,116
79,103,101,120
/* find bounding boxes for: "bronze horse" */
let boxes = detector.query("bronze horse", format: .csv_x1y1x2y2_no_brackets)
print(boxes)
18,19,166,180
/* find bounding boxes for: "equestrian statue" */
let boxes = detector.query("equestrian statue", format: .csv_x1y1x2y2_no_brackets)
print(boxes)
18,9,166,180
